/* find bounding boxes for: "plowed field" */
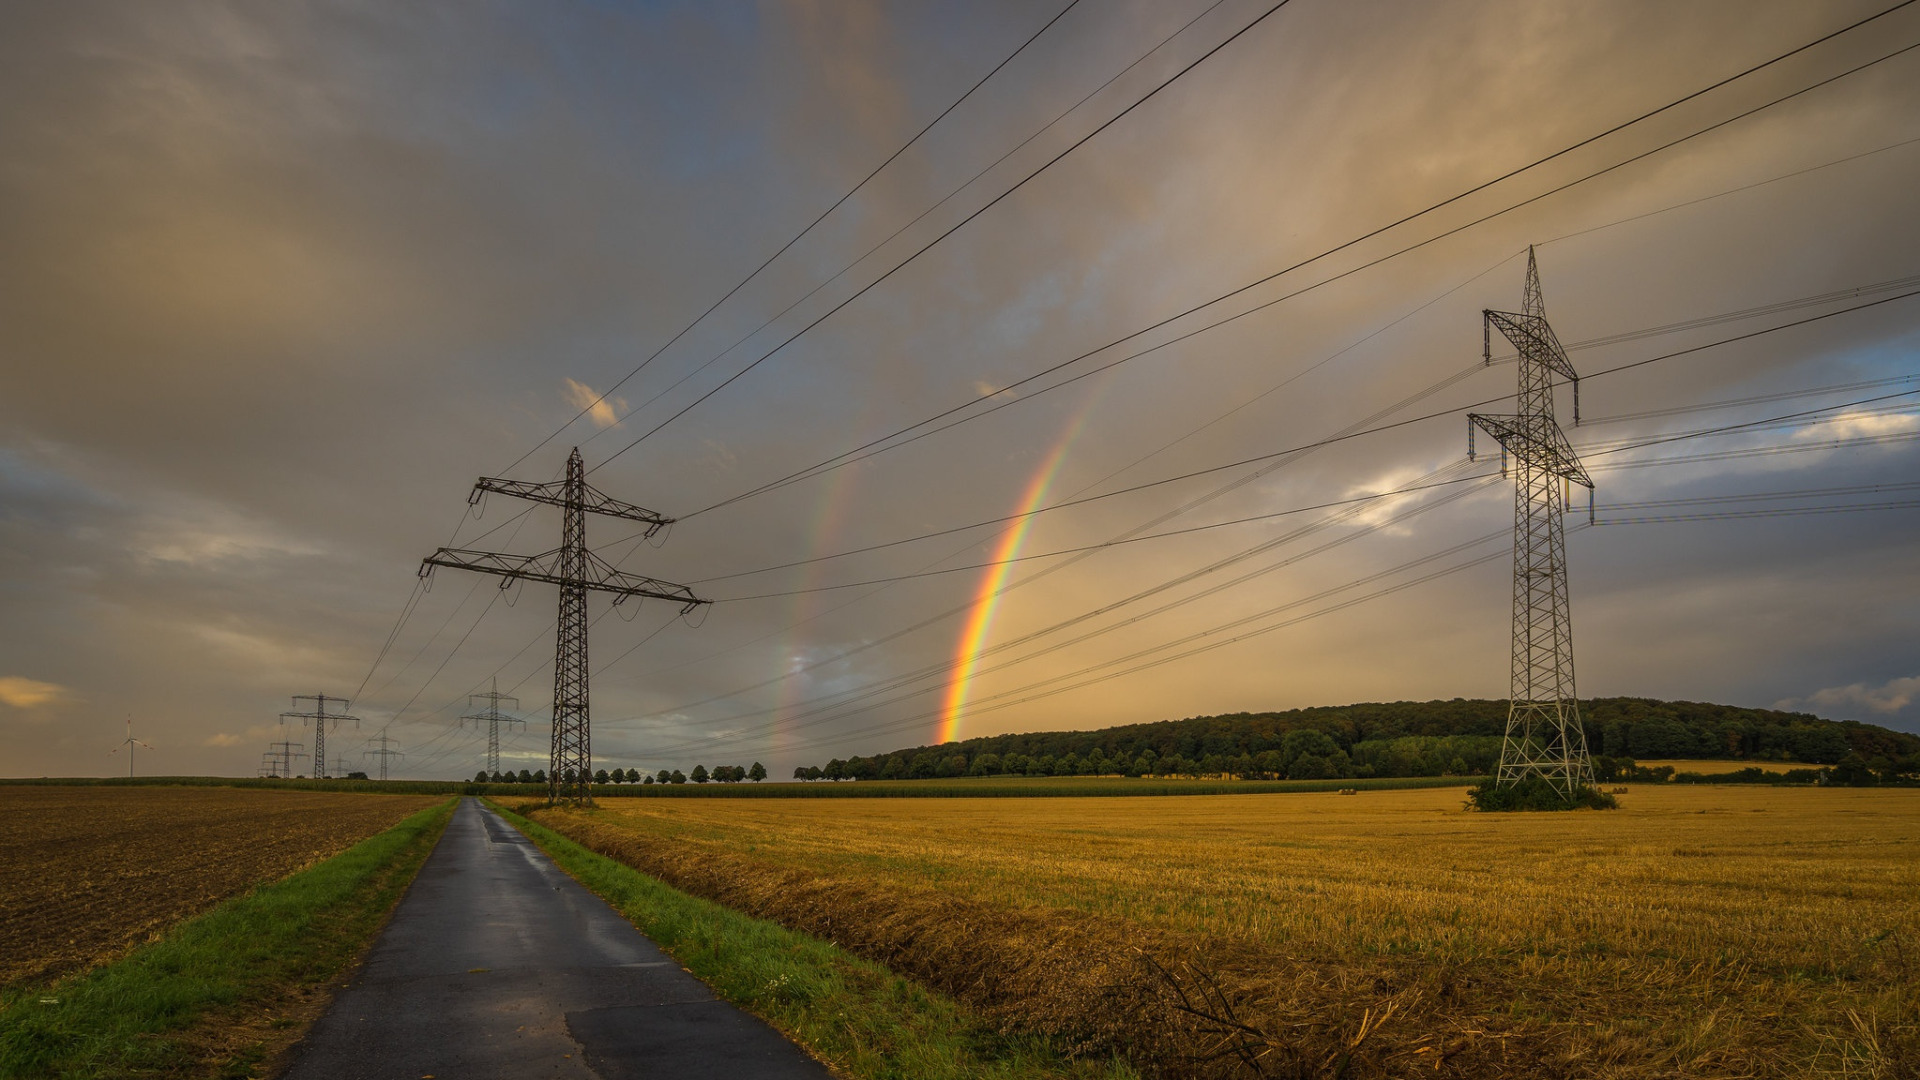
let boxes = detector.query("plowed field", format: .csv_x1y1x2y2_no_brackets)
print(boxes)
0,786,441,986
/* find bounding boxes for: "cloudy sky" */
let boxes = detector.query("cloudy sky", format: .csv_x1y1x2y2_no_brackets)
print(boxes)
3,0,1917,780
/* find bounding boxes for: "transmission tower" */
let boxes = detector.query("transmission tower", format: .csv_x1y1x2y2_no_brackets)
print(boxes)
267,740,308,779
461,677,524,776
364,732,403,781
1468,248,1596,798
280,694,359,779
420,447,709,804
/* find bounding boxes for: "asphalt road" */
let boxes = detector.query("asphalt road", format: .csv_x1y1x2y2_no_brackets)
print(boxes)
281,797,832,1079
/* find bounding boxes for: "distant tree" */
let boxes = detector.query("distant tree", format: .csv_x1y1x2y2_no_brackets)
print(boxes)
1001,752,1028,775
642,773,655,785
1028,755,1054,777
657,769,672,784
1830,753,1879,787
518,769,533,784
691,764,710,784
1124,756,1147,778
1288,753,1335,780
347,771,369,780
533,769,547,784
748,761,767,782
805,765,824,781
824,759,847,781
595,768,611,784
669,769,686,784
625,768,641,783
970,753,1001,776
474,770,489,783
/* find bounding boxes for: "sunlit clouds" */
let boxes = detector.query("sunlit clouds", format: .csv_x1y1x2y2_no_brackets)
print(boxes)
563,377,626,429
0,677,65,709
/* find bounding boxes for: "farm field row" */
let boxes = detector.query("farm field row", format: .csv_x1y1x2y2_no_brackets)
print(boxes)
531,786,1920,1077
0,786,442,986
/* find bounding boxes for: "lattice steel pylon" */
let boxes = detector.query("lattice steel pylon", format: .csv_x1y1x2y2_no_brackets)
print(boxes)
1468,248,1595,798
364,731,402,781
420,447,709,804
461,677,524,776
280,694,359,779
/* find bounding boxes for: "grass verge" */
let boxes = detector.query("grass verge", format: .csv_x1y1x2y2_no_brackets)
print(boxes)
491,802,1134,1080
0,799,454,1079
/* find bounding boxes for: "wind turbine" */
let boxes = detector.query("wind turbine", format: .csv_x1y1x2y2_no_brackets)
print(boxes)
111,716,152,778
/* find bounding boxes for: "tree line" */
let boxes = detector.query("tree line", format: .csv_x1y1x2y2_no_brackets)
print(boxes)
472,763,768,785
789,697,1920,784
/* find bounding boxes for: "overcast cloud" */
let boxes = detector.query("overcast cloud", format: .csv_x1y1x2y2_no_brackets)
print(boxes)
3,0,1917,780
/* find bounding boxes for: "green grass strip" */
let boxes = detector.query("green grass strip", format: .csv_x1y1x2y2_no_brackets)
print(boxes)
0,800,454,1079
492,803,1134,1080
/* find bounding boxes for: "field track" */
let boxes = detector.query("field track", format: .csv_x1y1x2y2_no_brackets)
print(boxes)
531,785,1920,1078
0,786,440,986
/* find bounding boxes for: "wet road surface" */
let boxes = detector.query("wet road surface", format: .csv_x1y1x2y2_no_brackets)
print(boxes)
281,797,832,1079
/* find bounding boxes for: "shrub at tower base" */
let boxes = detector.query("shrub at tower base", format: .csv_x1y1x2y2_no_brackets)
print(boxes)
1467,776,1618,811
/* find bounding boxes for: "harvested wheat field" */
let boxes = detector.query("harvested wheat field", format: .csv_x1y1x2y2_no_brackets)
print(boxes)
530,785,1920,1079
0,786,441,987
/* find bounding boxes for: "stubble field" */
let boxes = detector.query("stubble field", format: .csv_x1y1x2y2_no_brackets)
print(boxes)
532,785,1920,1078
0,786,442,986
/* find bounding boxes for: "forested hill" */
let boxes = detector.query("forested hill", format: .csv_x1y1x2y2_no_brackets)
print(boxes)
798,698,1920,781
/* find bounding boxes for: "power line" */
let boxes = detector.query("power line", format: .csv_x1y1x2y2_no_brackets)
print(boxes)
499,0,1087,477
680,286,1920,603
677,3,1920,518
565,0,1236,467
587,0,1304,474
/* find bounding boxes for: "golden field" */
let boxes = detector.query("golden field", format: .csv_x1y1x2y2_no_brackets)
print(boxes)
533,785,1920,1078
1631,759,1815,775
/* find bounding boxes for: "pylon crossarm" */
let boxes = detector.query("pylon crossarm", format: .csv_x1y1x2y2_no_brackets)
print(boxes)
1485,310,1578,385
471,475,673,529
421,547,709,606
1469,413,1594,489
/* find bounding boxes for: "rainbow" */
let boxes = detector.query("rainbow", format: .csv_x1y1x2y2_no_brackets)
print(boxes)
935,408,1092,745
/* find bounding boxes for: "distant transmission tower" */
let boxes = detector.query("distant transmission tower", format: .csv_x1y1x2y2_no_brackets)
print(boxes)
420,447,709,804
280,694,359,779
364,732,402,781
461,678,524,776
1469,248,1596,797
267,740,309,779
